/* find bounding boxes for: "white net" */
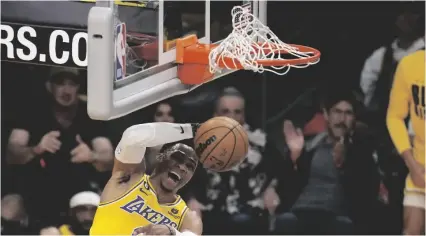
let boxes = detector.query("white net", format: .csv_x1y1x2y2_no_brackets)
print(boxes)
208,6,320,75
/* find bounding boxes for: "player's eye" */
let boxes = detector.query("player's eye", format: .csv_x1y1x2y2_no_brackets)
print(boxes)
186,162,195,171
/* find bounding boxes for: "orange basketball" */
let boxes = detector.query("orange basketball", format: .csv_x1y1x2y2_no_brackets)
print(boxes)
194,116,249,172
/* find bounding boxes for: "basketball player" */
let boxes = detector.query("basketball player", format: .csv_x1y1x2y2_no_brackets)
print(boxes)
90,122,203,235
386,49,425,235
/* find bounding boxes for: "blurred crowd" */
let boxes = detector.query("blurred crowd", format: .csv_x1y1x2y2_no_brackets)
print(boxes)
1,2,425,236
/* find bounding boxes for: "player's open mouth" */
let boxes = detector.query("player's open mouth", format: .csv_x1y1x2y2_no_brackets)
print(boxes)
168,171,181,183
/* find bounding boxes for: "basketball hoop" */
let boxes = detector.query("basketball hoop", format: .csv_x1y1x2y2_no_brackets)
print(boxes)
176,6,321,85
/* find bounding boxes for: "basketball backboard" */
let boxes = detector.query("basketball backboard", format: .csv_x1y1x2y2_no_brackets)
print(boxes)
87,0,266,120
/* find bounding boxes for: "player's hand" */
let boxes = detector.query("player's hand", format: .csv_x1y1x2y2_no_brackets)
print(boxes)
283,120,304,162
409,161,425,188
191,123,201,137
333,136,345,168
70,135,94,163
263,187,280,213
132,224,174,235
35,131,62,154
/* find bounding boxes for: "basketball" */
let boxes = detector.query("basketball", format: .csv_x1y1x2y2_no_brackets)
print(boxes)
194,116,249,172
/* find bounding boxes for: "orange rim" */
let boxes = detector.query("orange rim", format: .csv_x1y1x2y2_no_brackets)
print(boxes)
176,35,321,70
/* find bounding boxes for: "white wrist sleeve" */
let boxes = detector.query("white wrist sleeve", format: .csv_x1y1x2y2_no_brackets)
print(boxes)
115,123,194,164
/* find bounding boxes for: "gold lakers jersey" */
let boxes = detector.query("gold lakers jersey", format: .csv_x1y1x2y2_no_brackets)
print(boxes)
90,174,189,235
387,50,425,192
388,50,425,165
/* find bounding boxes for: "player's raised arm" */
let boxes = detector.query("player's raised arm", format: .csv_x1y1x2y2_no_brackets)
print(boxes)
113,122,198,175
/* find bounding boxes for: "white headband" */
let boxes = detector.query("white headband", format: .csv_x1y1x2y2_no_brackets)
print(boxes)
69,191,100,208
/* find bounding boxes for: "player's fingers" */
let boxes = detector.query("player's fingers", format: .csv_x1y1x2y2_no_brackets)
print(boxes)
132,227,145,235
152,228,164,235
295,128,303,136
137,225,152,234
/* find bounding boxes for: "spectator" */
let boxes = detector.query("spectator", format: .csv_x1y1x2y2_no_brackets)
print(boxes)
40,190,100,235
360,8,424,126
1,194,40,234
274,90,380,234
187,87,278,234
6,67,113,227
153,101,176,123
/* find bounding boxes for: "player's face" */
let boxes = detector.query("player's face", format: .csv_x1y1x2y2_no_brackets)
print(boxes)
154,103,175,123
51,78,80,107
159,151,197,192
215,96,245,125
324,101,355,139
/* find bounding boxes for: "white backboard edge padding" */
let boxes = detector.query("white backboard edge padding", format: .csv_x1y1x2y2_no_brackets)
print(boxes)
87,7,114,120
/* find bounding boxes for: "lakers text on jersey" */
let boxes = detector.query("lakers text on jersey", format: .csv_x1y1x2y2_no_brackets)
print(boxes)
90,174,189,235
